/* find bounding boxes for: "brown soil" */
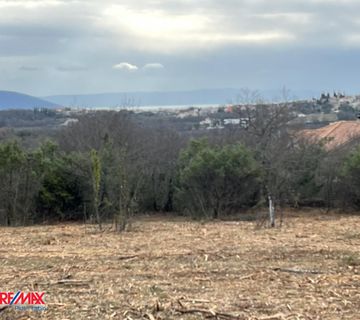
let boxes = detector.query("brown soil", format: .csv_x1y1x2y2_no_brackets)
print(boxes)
302,120,360,150
1,211,360,319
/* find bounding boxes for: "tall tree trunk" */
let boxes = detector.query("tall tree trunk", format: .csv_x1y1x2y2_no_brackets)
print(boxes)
91,149,102,231
94,202,101,231
268,195,275,227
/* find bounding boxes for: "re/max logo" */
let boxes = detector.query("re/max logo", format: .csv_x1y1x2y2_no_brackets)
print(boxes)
0,291,45,305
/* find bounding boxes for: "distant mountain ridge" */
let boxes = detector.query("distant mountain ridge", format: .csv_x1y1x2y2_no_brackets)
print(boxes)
45,89,242,108
0,88,322,110
0,91,59,109
45,89,320,108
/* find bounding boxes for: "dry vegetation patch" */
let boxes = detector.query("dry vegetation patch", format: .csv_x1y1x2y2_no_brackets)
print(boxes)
1,211,360,319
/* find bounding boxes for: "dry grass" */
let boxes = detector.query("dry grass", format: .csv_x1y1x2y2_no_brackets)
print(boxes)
1,210,360,319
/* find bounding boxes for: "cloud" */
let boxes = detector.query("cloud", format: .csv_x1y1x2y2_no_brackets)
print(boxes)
2,0,360,56
1,0,360,95
112,62,139,71
143,63,165,70
102,5,297,52
112,62,165,72
0,0,62,9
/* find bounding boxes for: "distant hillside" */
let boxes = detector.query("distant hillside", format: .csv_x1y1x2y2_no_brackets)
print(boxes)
45,89,319,108
302,121,360,150
0,91,59,109
45,89,241,108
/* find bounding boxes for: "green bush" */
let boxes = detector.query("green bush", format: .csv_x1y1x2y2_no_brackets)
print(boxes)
175,139,261,219
340,147,360,208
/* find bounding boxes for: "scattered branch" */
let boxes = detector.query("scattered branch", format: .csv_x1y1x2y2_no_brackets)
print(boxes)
175,307,243,320
272,267,324,275
257,313,288,320
145,313,156,320
0,306,8,313
179,297,211,304
118,254,139,261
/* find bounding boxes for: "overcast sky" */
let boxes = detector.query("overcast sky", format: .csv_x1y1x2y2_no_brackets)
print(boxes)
0,0,360,97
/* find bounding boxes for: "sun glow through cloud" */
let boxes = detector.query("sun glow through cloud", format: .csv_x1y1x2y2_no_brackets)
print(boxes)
1,0,360,95
0,0,61,8
102,5,295,52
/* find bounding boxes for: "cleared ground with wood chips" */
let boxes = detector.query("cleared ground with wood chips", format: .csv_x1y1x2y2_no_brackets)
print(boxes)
1,211,360,319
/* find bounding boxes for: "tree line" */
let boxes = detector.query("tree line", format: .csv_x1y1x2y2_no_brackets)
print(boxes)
0,106,360,229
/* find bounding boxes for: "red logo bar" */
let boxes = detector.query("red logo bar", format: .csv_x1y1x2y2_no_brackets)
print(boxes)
0,292,46,305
